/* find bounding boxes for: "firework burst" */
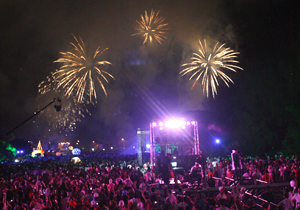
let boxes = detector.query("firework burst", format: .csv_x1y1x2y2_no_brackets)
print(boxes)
132,10,168,44
180,39,243,98
53,34,114,104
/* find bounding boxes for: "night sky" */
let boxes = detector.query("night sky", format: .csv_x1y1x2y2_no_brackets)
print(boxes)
0,0,299,155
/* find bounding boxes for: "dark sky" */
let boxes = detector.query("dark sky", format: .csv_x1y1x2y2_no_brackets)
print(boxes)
0,0,299,151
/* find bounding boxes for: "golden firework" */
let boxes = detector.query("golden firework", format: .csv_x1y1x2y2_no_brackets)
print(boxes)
132,10,168,44
53,34,114,104
180,39,243,98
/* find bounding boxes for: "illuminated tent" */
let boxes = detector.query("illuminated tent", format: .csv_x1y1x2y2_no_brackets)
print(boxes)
31,140,44,157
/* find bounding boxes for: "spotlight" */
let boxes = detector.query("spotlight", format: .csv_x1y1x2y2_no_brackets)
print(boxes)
146,144,150,149
20,150,23,154
159,122,163,126
152,122,157,127
216,139,220,144
17,151,20,154
159,127,163,130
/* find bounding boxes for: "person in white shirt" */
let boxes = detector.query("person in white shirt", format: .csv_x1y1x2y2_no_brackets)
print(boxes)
107,179,115,192
279,192,294,210
144,169,153,184
139,179,147,191
279,165,285,182
231,148,242,179
165,190,176,209
292,188,300,209
252,167,262,184
216,187,228,201
60,192,69,210
115,176,123,185
231,186,240,198
124,177,133,190
190,163,203,184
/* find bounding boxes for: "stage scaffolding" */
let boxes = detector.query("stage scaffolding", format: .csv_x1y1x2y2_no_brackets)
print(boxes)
149,119,200,168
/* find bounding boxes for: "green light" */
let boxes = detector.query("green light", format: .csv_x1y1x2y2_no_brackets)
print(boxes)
6,144,17,156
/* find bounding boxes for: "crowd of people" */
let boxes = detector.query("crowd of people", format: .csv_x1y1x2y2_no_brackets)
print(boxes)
0,151,300,210
204,151,300,186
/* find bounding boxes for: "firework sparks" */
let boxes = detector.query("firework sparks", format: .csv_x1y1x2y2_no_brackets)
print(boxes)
132,10,168,44
38,76,90,132
53,35,114,104
180,39,243,98
42,97,90,131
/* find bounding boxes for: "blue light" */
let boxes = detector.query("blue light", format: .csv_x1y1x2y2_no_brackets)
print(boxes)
72,148,81,155
146,144,150,149
216,139,220,144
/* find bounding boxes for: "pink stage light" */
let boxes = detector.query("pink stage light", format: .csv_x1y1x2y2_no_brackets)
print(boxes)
165,121,170,127
159,122,163,126
164,119,187,128
152,122,157,127
181,126,186,129
159,127,163,130
191,121,196,125
187,121,191,125
169,120,180,128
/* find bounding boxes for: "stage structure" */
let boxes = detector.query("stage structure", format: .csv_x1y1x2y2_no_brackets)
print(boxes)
150,118,199,167
137,128,150,166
